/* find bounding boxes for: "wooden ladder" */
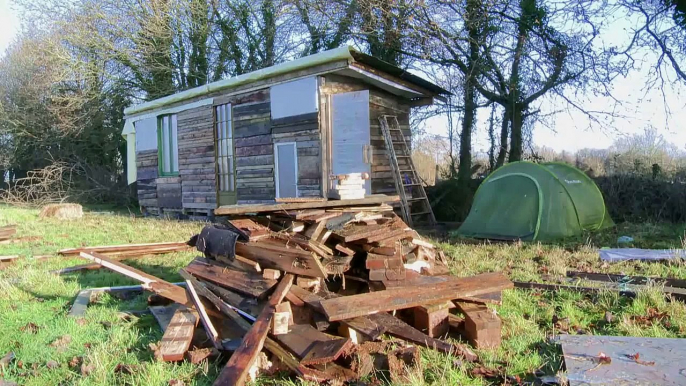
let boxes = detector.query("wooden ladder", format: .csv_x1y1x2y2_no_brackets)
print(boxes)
378,115,436,227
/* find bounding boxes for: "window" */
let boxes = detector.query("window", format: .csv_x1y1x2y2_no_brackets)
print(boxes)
215,103,234,192
158,114,179,176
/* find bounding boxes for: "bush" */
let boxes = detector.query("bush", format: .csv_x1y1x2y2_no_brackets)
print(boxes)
428,175,686,224
594,175,686,223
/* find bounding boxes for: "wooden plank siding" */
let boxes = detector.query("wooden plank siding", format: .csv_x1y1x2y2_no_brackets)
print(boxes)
178,105,216,209
136,149,159,209
272,112,322,197
319,74,412,195
233,95,275,202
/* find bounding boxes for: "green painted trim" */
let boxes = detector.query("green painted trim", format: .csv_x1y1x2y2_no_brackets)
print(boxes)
157,114,179,177
488,172,544,240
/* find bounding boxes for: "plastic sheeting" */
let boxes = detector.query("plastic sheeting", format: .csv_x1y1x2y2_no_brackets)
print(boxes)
600,248,686,262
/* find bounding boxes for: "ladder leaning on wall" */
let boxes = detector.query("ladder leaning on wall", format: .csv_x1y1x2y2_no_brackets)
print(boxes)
378,115,437,227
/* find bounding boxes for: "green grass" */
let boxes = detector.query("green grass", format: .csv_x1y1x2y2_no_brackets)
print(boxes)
1,205,685,385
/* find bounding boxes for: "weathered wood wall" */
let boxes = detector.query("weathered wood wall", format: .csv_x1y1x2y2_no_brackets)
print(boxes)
368,92,411,194
178,105,216,209
319,74,411,195
231,91,275,202
272,112,321,197
136,149,158,211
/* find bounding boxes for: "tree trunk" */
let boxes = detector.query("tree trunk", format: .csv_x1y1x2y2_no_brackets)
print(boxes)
509,105,524,162
458,0,481,185
495,107,510,168
458,84,476,185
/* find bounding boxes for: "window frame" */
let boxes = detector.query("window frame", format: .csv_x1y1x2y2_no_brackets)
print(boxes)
157,114,179,177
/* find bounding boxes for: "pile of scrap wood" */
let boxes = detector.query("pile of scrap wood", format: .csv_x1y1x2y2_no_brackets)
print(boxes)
78,206,513,385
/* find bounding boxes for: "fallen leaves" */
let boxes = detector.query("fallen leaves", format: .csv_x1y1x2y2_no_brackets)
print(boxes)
625,352,655,366
631,307,670,328
114,363,139,375
596,352,611,364
45,360,59,370
185,347,220,365
49,335,72,353
19,323,39,334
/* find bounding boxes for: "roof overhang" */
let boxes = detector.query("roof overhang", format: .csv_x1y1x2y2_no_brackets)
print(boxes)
124,46,449,117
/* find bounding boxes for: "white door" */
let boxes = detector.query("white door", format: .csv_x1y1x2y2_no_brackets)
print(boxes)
331,90,371,194
274,142,298,198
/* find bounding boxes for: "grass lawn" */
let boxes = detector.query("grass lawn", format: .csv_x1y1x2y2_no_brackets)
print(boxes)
1,205,685,385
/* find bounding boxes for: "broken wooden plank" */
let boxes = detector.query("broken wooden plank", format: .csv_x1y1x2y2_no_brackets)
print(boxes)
273,323,352,365
320,272,513,321
186,280,221,350
201,280,264,318
185,258,277,299
368,312,477,361
288,286,386,340
179,269,254,334
215,195,400,215
213,274,294,386
79,251,192,306
235,242,327,278
159,307,198,361
301,338,353,366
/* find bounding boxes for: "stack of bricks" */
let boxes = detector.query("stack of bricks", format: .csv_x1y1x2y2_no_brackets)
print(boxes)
328,173,369,200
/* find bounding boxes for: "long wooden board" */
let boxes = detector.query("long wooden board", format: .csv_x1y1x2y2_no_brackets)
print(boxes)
160,307,198,361
61,242,189,255
235,243,328,278
213,274,294,386
79,251,192,306
319,272,513,321
184,258,277,299
215,195,400,215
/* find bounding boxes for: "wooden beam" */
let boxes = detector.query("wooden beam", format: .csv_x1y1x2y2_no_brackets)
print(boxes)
79,251,192,306
213,274,294,386
320,272,513,321
455,302,501,349
215,195,400,215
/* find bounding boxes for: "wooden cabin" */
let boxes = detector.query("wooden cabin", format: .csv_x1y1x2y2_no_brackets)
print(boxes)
122,46,449,216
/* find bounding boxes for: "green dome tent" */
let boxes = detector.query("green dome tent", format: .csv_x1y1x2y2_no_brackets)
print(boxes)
456,162,614,241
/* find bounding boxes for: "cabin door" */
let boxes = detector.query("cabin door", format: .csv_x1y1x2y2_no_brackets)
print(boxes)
331,90,371,194
215,103,237,206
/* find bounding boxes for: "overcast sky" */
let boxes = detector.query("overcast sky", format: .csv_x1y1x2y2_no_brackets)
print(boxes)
1,0,683,153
